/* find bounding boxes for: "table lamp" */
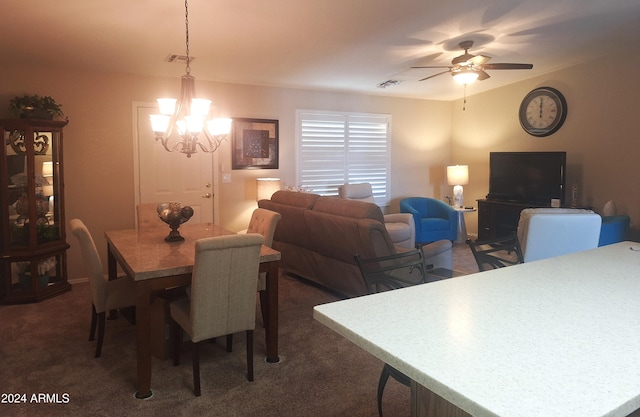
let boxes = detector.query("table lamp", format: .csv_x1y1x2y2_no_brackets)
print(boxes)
256,178,281,201
447,165,468,208
42,161,55,214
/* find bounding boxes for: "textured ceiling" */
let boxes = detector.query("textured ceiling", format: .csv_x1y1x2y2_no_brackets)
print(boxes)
1,0,640,100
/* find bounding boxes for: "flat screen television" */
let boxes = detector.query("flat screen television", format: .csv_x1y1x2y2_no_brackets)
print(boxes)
487,151,566,205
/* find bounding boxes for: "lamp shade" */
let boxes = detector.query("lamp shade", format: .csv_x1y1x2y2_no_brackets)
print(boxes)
447,165,469,185
42,161,53,177
42,185,54,197
452,69,479,85
256,178,281,201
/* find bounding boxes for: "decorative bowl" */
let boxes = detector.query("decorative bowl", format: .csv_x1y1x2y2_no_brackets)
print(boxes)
156,202,194,242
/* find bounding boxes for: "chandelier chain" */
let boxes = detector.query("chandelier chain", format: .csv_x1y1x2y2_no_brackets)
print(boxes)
184,0,191,74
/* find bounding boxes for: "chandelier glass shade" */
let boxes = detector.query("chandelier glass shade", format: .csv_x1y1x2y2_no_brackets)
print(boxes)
149,0,231,158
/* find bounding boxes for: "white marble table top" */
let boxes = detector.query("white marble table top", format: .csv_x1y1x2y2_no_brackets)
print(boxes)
314,241,640,417
105,222,281,281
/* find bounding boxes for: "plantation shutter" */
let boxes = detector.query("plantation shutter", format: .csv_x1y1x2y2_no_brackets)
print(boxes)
296,110,391,205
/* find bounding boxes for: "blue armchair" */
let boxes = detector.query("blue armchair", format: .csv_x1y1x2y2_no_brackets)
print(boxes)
599,215,630,246
400,197,457,244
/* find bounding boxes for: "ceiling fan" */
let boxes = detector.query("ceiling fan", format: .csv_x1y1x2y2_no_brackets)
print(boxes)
412,40,533,84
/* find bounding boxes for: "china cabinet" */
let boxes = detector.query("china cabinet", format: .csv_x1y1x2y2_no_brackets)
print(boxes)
1,119,70,303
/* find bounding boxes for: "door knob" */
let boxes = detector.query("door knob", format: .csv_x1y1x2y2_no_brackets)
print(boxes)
202,193,212,198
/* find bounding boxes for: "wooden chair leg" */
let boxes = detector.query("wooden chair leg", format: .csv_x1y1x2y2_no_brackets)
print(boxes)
172,321,182,366
95,312,106,358
89,304,98,341
192,342,201,397
259,290,268,328
226,334,233,352
246,330,254,382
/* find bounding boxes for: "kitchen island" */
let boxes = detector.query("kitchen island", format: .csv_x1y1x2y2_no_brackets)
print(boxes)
314,242,640,417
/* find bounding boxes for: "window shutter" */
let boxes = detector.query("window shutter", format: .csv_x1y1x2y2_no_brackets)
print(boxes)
297,110,390,205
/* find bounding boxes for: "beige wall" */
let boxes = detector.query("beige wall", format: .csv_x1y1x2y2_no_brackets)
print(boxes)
3,48,638,280
450,50,640,240
1,65,452,280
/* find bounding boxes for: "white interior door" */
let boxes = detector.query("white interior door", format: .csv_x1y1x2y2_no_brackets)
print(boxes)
134,104,215,224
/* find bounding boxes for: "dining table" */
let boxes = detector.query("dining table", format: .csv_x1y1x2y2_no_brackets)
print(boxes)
314,241,640,417
105,222,281,399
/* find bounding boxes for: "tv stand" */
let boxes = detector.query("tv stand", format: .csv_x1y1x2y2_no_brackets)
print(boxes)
477,199,551,241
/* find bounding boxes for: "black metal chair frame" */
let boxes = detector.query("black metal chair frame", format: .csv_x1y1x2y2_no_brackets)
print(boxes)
355,249,428,293
354,249,429,417
466,234,524,271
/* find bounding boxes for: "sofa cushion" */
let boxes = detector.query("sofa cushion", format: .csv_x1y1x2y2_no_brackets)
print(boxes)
385,221,412,243
339,183,376,203
269,190,319,208
312,196,385,224
259,199,315,251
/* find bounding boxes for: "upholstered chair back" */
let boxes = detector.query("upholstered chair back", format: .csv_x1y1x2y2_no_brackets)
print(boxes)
70,219,108,312
399,197,457,244
517,208,602,262
70,218,136,358
136,202,163,228
339,183,376,204
178,234,264,343
246,208,282,247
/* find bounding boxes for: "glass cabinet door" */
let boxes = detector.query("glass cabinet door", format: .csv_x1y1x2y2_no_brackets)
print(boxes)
35,130,62,245
4,127,62,248
1,119,69,304
5,130,29,247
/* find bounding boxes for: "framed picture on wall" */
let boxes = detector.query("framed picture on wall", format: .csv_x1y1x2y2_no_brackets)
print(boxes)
231,118,279,169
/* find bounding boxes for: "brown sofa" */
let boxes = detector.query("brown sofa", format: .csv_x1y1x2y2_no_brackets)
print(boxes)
258,190,452,297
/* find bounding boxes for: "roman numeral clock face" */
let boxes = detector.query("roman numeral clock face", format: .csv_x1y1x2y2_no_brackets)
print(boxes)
519,87,567,137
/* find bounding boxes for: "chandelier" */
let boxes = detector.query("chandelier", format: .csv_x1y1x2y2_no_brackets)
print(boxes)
149,0,231,158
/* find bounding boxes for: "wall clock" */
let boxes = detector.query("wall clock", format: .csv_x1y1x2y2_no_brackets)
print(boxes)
519,87,567,137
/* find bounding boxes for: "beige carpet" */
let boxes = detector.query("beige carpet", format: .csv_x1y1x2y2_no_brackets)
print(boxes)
1,243,477,417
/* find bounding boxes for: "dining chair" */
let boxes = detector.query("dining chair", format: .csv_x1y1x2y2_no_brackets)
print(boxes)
136,202,163,228
466,234,524,271
245,208,281,326
517,208,602,262
170,233,264,396
354,249,428,417
69,218,136,358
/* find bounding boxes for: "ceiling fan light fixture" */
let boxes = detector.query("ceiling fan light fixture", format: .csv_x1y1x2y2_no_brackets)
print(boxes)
452,68,479,85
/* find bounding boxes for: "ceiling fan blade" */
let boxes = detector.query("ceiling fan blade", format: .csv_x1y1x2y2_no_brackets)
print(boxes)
418,70,450,82
452,53,475,66
411,65,452,69
483,63,533,70
470,54,491,66
477,70,490,81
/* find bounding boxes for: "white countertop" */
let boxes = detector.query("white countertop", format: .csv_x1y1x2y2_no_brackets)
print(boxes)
314,242,640,417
